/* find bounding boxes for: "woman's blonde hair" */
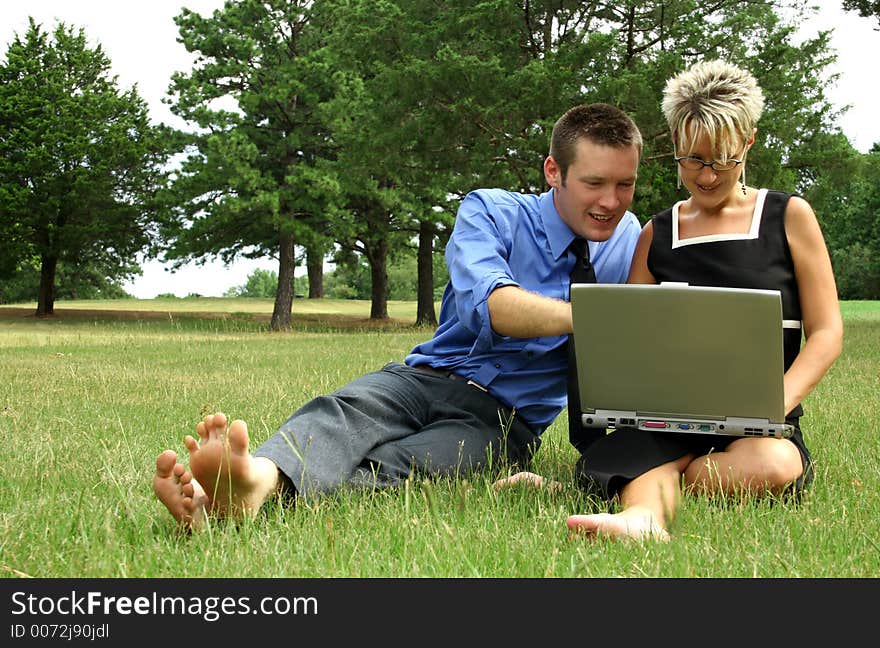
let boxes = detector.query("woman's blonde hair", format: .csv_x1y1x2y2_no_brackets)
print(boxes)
662,59,764,160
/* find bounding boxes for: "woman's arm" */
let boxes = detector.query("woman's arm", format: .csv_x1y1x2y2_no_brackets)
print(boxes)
627,220,657,284
784,196,844,415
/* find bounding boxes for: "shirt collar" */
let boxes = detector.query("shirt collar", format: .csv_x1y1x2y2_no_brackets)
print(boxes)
540,188,579,261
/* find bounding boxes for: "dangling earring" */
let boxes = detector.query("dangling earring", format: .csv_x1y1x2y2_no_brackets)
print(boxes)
740,165,747,196
676,172,681,190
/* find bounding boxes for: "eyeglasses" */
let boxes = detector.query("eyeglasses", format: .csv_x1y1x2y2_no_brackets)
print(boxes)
674,152,744,172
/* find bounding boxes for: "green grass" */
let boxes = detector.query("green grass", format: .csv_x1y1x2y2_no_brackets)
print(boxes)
0,296,427,322
0,300,877,578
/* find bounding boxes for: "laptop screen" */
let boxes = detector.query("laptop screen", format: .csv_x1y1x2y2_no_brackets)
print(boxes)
570,284,787,423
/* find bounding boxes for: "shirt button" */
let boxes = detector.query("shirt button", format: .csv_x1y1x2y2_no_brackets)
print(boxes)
494,363,501,368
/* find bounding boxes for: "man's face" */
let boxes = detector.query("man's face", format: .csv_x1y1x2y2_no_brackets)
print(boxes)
544,139,639,242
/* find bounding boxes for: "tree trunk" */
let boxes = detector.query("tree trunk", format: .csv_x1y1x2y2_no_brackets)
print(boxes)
306,244,324,299
271,230,296,331
36,254,58,317
415,220,438,327
368,239,389,320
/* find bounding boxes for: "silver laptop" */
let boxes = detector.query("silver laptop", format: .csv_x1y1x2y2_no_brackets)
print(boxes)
570,283,794,439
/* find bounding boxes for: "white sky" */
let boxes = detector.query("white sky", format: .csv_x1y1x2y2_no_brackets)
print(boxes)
2,1,878,298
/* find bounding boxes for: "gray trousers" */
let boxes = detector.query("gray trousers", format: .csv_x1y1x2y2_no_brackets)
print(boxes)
253,362,540,499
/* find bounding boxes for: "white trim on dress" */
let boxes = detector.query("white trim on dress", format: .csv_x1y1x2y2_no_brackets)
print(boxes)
671,188,768,249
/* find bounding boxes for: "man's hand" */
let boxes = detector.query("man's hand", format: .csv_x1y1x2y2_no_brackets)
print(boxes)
492,471,564,493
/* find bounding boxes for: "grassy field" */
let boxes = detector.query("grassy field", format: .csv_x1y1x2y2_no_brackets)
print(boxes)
0,298,877,578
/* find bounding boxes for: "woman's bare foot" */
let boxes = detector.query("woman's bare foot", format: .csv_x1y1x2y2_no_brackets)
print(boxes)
153,449,208,531
566,507,670,542
493,471,564,493
185,412,280,518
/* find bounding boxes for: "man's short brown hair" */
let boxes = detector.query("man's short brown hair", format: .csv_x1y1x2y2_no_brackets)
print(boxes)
549,103,643,183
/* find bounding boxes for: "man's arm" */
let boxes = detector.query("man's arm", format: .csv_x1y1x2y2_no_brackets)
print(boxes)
487,285,573,338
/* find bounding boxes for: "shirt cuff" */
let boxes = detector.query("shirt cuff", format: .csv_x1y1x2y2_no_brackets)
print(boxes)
469,275,519,354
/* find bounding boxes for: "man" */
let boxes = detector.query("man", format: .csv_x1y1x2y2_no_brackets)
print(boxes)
153,103,643,529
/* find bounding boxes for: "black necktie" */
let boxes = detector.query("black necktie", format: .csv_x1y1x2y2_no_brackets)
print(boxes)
569,238,596,285
567,238,600,453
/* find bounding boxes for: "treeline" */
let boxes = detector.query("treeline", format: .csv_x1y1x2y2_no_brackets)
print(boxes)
225,253,450,301
2,1,878,329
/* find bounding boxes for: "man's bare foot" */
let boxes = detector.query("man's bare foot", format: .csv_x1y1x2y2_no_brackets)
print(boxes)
493,471,564,493
153,450,208,531
566,507,670,542
185,412,280,519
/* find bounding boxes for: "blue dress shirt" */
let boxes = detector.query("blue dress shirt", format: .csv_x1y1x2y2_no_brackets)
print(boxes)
405,188,640,433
